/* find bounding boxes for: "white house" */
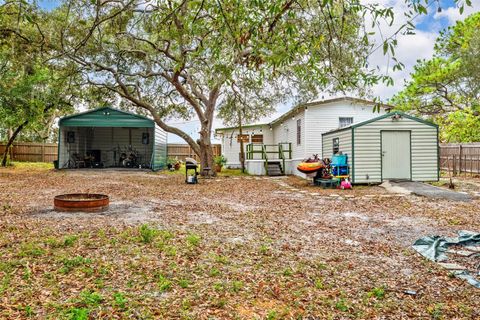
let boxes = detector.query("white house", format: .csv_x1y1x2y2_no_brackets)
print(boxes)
215,97,391,177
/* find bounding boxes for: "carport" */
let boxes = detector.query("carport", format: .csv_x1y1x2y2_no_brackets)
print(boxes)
58,107,167,170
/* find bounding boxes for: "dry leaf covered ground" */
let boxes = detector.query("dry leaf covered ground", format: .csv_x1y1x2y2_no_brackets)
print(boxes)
1,164,479,319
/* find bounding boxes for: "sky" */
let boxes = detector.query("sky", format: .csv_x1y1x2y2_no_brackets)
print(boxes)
37,0,480,143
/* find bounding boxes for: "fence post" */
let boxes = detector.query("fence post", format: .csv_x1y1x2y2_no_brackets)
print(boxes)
459,144,463,175
452,155,456,176
41,143,45,162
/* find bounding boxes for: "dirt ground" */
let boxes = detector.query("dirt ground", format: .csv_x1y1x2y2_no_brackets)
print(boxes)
1,166,479,319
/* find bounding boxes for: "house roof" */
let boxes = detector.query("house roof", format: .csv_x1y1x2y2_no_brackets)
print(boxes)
215,97,393,133
321,111,438,136
59,106,155,128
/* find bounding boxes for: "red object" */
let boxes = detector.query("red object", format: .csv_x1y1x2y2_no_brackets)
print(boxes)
54,193,109,212
339,179,352,190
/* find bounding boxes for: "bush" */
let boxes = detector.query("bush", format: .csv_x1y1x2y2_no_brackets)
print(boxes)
214,155,227,166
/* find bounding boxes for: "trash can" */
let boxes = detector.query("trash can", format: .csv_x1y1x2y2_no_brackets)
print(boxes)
53,160,59,169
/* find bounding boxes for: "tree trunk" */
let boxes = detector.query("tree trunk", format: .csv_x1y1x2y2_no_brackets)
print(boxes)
197,124,216,177
1,120,28,167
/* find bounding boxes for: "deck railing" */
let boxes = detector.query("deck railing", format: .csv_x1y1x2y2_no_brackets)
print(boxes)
246,142,292,175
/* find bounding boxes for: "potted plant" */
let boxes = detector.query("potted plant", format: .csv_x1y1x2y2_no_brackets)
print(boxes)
174,160,181,170
167,157,178,171
214,155,227,172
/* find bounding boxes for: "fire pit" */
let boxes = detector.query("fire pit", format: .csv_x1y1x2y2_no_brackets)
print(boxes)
54,193,109,212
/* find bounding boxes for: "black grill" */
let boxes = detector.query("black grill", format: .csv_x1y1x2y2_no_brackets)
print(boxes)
185,158,198,184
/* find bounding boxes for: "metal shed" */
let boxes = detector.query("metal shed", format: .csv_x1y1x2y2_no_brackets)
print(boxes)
58,107,167,170
322,111,439,184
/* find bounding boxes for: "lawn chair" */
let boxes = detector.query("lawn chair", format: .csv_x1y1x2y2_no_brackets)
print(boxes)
72,153,86,168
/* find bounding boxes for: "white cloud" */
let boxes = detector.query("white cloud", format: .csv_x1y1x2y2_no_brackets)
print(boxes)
434,0,480,24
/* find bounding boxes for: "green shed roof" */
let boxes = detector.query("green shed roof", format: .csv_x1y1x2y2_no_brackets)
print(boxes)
59,107,154,128
321,111,438,136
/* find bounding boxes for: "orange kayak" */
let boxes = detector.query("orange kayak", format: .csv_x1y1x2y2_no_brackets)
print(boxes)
297,161,324,174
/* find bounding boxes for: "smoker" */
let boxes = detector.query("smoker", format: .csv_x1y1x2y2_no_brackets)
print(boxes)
185,158,198,184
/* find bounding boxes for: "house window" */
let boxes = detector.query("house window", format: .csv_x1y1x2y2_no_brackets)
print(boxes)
237,134,249,143
296,119,301,145
251,134,263,144
339,117,353,128
333,138,339,154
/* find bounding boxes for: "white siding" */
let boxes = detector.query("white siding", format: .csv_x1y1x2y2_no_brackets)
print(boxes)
305,101,386,157
322,129,352,160
353,116,438,183
272,111,305,160
218,125,273,167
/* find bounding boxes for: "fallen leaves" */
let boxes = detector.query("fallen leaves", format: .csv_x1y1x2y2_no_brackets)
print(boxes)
0,168,479,318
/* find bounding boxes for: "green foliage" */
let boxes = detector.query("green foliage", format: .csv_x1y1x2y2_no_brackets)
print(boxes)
367,286,386,299
186,233,201,247
391,12,480,142
213,155,227,167
335,298,349,312
112,292,127,310
231,280,243,293
156,275,172,292
24,305,34,317
66,307,89,320
314,278,324,290
79,290,103,306
59,256,92,274
53,0,439,165
19,243,45,257
138,224,158,244
0,2,79,166
178,279,190,289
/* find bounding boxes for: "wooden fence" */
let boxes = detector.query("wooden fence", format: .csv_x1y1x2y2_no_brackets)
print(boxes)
167,144,221,162
0,142,58,163
440,143,480,176
0,142,221,163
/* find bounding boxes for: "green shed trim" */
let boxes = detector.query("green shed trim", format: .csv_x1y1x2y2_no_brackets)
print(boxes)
351,128,355,184
59,107,154,128
322,111,438,137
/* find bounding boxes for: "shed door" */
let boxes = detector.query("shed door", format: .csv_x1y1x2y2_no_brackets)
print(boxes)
381,131,411,180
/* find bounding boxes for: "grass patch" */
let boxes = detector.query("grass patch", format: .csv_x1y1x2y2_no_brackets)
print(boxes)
19,243,45,257
367,286,386,300
65,307,89,320
59,256,92,274
78,290,103,306
11,162,54,170
178,279,190,289
112,292,128,310
157,274,172,292
139,224,158,244
186,233,201,247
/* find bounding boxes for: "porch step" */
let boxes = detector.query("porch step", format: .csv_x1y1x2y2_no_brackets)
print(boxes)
266,161,284,176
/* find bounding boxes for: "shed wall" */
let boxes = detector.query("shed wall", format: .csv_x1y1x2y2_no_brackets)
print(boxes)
322,129,352,160
152,124,168,170
353,117,438,183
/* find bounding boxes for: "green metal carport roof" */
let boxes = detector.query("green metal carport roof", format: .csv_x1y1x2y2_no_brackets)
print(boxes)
59,107,154,128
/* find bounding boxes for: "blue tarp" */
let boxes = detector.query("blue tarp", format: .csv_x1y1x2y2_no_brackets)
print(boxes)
413,230,480,288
